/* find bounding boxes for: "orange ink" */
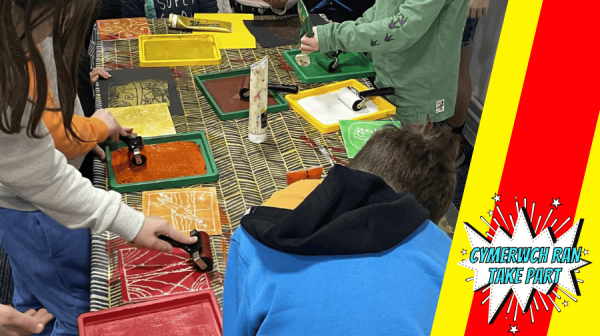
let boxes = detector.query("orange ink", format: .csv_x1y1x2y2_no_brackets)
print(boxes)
111,141,207,184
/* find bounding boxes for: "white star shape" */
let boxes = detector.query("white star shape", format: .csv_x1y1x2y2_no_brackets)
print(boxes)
461,249,467,256
562,300,569,307
492,193,501,202
583,249,589,255
551,197,562,209
488,210,494,217
459,208,590,322
508,324,519,335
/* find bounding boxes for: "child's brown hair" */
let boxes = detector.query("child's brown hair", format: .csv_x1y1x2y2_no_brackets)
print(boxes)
0,0,98,139
348,123,460,223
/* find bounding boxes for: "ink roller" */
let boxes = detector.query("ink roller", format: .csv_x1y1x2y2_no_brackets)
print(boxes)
315,50,343,72
119,135,147,167
238,75,298,100
158,229,214,272
338,86,396,112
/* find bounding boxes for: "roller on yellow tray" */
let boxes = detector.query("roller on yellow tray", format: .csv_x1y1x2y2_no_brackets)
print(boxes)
285,79,397,134
337,86,396,112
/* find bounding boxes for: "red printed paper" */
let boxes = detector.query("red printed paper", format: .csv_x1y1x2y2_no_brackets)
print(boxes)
119,247,211,304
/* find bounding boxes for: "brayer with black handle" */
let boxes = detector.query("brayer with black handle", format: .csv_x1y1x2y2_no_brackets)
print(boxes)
239,84,299,101
119,134,147,167
158,229,213,272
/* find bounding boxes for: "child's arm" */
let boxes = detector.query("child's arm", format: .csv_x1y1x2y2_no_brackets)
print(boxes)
0,107,145,241
32,60,109,160
317,0,447,54
42,111,109,160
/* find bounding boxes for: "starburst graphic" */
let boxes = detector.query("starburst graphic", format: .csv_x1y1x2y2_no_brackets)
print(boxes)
460,196,591,324
508,324,519,335
493,193,502,203
461,249,468,256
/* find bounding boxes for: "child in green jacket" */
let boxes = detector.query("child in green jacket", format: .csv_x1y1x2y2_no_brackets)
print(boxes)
301,0,469,124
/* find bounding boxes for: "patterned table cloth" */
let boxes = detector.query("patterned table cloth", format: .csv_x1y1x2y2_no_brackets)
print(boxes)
88,16,369,312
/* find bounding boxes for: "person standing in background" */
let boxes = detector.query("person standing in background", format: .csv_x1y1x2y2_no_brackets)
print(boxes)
229,0,297,15
120,0,218,19
447,0,489,165
300,0,469,126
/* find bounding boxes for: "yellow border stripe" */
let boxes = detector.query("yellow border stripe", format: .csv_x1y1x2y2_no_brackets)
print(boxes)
547,115,600,334
431,1,544,334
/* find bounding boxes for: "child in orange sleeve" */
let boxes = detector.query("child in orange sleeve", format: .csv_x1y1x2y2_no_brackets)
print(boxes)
28,60,125,161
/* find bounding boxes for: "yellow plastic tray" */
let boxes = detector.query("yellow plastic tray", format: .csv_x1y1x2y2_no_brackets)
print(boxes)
139,34,222,67
285,80,396,134
193,13,256,49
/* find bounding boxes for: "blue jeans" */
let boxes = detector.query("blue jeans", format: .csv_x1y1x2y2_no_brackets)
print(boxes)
0,207,91,336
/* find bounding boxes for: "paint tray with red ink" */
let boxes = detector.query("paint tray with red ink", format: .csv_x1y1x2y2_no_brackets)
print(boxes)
77,290,222,336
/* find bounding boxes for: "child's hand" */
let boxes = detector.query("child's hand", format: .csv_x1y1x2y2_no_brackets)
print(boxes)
92,145,106,161
91,109,132,143
90,67,111,84
0,305,53,336
300,27,319,54
468,0,489,18
264,0,287,10
130,216,199,254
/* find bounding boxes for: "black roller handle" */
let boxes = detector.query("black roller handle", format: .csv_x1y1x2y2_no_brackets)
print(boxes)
359,87,396,98
119,135,147,167
157,235,199,253
157,230,214,272
119,134,142,146
268,84,299,94
327,50,343,72
240,84,299,100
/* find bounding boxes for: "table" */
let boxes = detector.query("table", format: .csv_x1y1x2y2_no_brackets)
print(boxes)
88,16,354,312
87,16,453,313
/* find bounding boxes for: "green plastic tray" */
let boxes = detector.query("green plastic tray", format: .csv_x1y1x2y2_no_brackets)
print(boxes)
194,68,289,121
283,49,376,84
105,131,219,193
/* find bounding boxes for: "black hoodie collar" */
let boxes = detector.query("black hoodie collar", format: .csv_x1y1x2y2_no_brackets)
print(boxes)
240,165,430,256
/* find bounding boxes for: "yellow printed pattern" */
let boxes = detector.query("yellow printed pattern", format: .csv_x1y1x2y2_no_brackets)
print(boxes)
109,103,176,138
142,188,222,236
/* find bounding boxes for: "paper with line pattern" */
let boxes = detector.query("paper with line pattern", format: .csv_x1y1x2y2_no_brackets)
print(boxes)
119,247,211,304
97,18,151,41
142,188,222,236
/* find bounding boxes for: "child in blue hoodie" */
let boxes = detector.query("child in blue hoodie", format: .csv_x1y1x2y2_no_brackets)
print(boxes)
223,124,460,335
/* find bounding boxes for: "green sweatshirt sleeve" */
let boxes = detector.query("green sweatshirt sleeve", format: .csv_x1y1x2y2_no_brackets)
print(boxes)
354,4,376,25
317,0,447,54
